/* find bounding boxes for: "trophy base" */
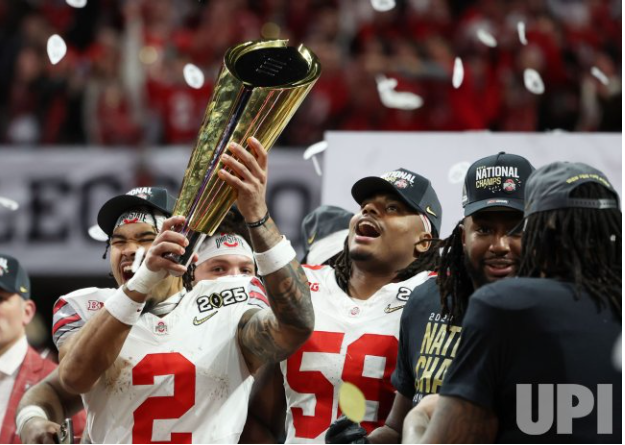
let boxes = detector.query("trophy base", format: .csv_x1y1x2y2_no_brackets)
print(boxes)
164,230,207,268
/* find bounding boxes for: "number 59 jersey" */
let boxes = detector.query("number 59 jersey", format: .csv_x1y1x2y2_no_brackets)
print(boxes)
281,265,433,443
52,276,269,444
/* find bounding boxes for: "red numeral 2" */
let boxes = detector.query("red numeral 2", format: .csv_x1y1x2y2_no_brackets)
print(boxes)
132,353,196,444
286,331,398,439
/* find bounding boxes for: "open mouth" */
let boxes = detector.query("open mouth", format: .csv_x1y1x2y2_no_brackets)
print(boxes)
120,263,135,282
355,220,381,238
483,259,516,277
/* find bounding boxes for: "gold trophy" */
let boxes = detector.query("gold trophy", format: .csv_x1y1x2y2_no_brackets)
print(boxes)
170,39,321,265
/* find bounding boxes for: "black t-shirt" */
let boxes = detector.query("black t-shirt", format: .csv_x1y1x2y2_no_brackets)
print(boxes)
391,277,463,405
440,277,622,444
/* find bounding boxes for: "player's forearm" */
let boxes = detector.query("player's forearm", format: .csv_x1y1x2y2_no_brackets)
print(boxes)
18,370,68,424
401,409,429,444
249,218,314,334
368,425,401,443
58,304,134,393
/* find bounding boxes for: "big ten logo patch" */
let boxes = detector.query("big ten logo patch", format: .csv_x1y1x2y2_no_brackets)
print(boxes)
87,300,104,311
413,312,462,403
196,287,247,313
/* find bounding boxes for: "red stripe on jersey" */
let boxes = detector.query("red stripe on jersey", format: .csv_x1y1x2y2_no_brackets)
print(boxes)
53,298,67,314
302,264,325,270
52,314,82,335
428,271,438,277
250,277,267,295
249,291,269,306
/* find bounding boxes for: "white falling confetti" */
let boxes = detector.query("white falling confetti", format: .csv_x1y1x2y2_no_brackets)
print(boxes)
303,141,328,176
371,0,396,12
452,57,464,89
132,247,146,273
590,66,610,86
523,68,545,95
517,22,527,45
0,197,19,211
88,224,109,242
66,0,87,8
47,34,67,65
476,28,497,48
376,75,424,110
183,63,205,89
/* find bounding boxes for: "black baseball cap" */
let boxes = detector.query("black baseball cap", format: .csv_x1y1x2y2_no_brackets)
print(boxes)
301,205,353,264
97,187,176,236
462,152,534,216
0,254,30,299
351,168,442,236
524,161,620,216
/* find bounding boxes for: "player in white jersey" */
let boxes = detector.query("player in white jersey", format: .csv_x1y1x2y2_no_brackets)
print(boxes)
16,138,314,444
241,168,443,443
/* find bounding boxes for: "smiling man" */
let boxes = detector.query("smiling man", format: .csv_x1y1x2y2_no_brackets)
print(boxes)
331,153,534,444
241,168,442,443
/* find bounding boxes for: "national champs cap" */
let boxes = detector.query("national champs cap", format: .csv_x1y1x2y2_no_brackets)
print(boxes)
97,187,176,236
462,152,534,216
0,253,30,299
301,205,353,265
351,168,442,236
524,161,620,216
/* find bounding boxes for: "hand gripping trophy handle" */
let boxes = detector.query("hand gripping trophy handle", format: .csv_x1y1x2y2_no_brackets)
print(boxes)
165,40,321,266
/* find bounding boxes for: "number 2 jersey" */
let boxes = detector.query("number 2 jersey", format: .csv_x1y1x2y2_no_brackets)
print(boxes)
52,276,269,444
281,265,434,443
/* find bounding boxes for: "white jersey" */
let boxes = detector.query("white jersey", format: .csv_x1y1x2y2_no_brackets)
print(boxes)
281,265,433,443
52,276,269,444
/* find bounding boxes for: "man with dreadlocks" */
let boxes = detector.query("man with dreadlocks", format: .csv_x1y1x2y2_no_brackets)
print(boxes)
333,153,534,443
16,138,314,443
241,168,442,443
403,161,622,443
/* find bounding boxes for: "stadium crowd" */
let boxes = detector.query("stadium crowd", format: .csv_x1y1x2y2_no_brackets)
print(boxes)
0,0,621,147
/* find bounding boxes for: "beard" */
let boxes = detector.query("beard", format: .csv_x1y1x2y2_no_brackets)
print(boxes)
349,248,373,262
463,253,489,289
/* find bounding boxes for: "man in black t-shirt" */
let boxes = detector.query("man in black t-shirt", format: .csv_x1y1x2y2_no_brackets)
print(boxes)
325,153,535,443
404,161,622,443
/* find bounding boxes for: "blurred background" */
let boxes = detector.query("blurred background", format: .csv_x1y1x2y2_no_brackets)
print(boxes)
0,0,621,357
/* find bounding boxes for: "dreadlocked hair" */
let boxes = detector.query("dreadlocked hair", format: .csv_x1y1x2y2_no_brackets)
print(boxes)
437,220,473,325
518,182,621,321
333,236,442,294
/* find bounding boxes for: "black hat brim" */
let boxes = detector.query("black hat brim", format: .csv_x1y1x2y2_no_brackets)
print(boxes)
464,198,524,217
98,195,171,237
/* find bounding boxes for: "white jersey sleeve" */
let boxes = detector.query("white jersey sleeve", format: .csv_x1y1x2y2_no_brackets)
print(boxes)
52,287,116,349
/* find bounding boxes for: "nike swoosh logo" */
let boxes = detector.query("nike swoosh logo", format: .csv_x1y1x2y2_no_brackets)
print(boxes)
193,312,217,326
426,206,437,217
384,304,405,314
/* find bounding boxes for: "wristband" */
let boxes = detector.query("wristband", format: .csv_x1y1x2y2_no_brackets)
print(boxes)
247,211,270,229
254,236,297,276
105,287,145,326
125,260,167,294
16,405,48,437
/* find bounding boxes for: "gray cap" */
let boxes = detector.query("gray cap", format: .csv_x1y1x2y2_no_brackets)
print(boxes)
524,162,620,216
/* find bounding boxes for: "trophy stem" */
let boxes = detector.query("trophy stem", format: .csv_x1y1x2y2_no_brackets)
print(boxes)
181,86,253,234
164,230,207,267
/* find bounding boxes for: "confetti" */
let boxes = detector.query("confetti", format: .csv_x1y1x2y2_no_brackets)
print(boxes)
517,22,527,45
523,68,545,95
88,224,109,242
183,63,205,89
376,75,424,110
66,0,87,8
338,382,366,424
0,197,19,211
47,34,67,65
452,57,464,89
590,66,609,86
132,247,146,273
303,141,328,176
476,28,497,48
371,0,396,12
